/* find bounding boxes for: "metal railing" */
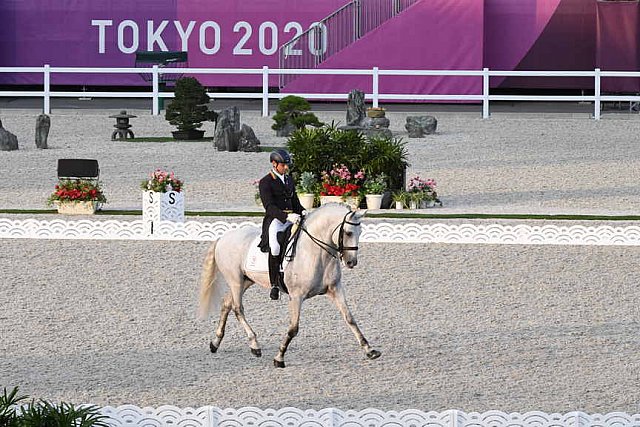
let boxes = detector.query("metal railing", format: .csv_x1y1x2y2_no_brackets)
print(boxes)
278,0,418,88
2,65,640,120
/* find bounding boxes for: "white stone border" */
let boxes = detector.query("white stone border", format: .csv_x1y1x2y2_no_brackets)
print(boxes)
97,406,639,427
1,218,640,246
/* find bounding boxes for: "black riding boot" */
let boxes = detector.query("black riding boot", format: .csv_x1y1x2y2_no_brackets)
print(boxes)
268,254,281,300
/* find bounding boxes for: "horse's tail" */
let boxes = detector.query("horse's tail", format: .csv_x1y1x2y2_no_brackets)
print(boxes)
198,240,224,319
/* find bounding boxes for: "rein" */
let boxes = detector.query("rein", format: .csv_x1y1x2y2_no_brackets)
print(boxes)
301,211,360,259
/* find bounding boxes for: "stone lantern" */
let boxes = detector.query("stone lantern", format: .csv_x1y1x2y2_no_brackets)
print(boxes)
109,110,137,140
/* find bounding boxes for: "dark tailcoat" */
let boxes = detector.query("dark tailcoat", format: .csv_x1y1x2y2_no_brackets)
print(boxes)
258,171,304,252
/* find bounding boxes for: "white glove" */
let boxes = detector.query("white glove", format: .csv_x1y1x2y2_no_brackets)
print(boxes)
301,210,308,217
286,213,301,224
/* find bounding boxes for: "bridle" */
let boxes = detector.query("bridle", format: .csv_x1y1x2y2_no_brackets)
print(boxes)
301,211,361,260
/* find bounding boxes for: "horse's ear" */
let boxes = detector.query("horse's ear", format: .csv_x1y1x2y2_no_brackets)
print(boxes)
353,209,367,220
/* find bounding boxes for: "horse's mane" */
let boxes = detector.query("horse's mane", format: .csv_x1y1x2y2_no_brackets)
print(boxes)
305,203,350,224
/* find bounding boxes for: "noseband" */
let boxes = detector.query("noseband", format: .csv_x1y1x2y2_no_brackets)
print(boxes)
301,211,361,259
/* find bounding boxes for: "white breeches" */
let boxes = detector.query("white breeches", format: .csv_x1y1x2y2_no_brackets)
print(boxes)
269,218,291,256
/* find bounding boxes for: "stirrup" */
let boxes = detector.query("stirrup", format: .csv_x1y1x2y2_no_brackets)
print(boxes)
270,286,280,300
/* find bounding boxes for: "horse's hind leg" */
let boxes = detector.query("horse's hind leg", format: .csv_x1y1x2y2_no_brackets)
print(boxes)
273,296,303,368
229,279,262,357
210,293,233,353
328,284,381,360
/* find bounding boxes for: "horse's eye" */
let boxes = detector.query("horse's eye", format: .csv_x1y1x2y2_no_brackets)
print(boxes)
345,231,353,237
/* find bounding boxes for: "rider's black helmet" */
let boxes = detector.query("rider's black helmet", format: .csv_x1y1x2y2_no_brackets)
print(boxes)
270,149,293,165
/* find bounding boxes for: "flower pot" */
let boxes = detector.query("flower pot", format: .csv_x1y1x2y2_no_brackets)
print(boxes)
395,201,404,210
421,199,436,208
320,195,360,210
409,200,418,210
56,200,97,215
171,129,205,140
365,194,383,210
367,109,385,118
298,193,315,210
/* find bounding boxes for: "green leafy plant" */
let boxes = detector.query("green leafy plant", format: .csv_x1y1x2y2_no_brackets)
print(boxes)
47,179,107,206
296,171,318,194
0,386,108,427
140,169,183,193
391,190,409,208
165,77,217,132
363,173,388,194
287,124,408,192
272,95,323,134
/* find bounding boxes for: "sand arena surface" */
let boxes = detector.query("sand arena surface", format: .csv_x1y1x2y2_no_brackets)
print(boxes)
0,106,639,413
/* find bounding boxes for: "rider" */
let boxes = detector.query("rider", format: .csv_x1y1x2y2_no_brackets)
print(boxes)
258,149,305,300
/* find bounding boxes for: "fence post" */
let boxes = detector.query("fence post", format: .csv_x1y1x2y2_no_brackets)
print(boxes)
43,64,51,114
262,66,269,117
152,65,159,116
482,67,490,119
372,67,379,108
594,68,601,120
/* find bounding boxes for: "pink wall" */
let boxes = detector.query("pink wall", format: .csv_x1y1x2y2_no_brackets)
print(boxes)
284,0,484,96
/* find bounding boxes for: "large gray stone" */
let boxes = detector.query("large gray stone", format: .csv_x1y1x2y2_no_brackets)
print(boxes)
0,119,19,151
361,117,390,129
238,124,261,152
346,89,366,126
35,114,50,149
405,115,438,137
214,107,241,151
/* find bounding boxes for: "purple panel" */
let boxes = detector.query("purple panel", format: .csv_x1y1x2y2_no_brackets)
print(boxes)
483,0,560,87
596,1,640,93
500,0,597,90
0,0,346,87
0,0,178,86
283,0,484,98
176,0,347,87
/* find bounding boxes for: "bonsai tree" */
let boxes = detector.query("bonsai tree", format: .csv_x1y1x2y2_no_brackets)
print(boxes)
272,95,323,136
165,77,217,139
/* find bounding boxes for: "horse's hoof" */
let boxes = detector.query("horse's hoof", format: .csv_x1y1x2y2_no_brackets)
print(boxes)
251,348,262,357
209,342,218,353
366,349,381,360
273,359,286,368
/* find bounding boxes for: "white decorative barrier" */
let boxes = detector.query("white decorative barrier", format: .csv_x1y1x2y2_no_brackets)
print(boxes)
142,190,185,236
1,218,640,246
98,406,640,427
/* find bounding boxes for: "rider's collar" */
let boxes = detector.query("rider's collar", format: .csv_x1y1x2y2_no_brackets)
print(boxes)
271,168,286,184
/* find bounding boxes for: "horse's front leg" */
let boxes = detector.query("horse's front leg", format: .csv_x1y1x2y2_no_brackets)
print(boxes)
273,296,303,368
328,284,381,360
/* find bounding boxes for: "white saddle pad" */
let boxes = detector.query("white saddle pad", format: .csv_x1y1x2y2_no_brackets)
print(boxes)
244,236,292,273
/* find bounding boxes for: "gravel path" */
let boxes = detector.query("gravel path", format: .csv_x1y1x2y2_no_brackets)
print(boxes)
1,107,639,414
0,238,638,413
1,108,640,214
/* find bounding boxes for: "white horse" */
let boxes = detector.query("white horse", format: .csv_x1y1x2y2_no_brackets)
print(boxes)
198,203,381,368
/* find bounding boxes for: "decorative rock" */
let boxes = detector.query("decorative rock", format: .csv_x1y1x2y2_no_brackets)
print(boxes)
405,115,437,137
346,89,366,126
35,114,50,149
214,107,240,151
0,119,19,151
361,117,390,129
363,128,393,139
238,124,261,152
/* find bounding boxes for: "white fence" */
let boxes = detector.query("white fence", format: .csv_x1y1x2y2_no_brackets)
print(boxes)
97,406,640,427
2,218,640,246
2,65,640,119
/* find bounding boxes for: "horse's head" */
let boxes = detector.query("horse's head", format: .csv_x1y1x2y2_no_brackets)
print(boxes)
304,203,367,268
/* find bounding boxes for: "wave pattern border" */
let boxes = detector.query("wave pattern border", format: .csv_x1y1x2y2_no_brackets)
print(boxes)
1,218,640,246
98,406,640,427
